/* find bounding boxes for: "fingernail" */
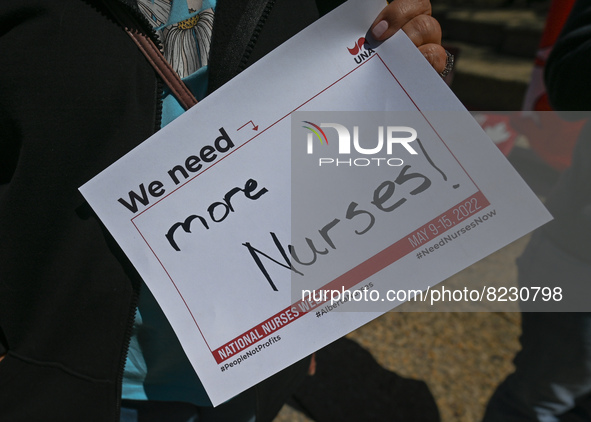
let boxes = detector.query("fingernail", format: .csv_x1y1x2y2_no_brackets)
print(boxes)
372,20,388,39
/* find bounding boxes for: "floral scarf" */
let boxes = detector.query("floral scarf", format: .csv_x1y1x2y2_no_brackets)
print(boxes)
137,0,215,79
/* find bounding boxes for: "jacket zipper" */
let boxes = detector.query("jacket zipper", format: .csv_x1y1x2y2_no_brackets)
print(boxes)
114,282,141,422
238,0,277,72
101,1,164,420
102,0,165,130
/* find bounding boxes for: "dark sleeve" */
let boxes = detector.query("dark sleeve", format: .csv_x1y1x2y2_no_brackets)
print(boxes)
545,0,591,111
0,11,22,186
0,327,6,357
315,0,347,16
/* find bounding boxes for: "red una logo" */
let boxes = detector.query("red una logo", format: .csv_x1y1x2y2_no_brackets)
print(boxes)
347,37,375,64
347,37,366,55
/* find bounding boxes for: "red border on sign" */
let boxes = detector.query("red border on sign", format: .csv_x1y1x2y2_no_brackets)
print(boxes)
130,53,490,362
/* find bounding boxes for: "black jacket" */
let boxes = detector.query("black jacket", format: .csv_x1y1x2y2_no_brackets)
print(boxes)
0,0,331,420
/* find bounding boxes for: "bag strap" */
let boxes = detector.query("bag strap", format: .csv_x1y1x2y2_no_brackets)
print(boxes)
104,0,198,111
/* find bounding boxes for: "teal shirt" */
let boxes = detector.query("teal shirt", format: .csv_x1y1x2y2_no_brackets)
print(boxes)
122,0,216,406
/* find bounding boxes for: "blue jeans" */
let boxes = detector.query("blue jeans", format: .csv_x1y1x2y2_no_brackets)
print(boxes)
483,233,591,422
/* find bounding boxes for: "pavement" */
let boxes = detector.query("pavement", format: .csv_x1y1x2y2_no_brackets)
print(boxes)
274,1,560,421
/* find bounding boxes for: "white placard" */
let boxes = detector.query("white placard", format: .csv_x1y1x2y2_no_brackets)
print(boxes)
80,0,551,405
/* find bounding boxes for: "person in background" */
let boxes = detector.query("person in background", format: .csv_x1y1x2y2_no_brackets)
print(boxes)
483,0,591,420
